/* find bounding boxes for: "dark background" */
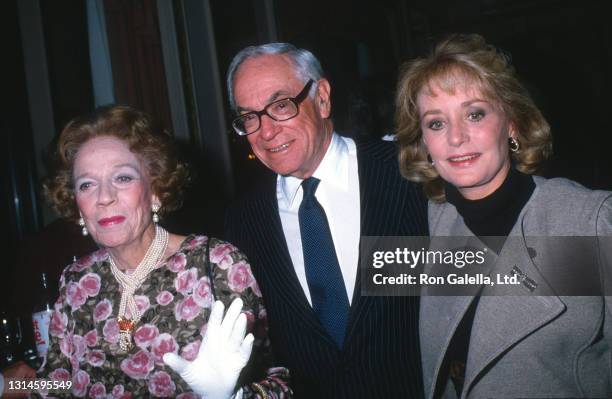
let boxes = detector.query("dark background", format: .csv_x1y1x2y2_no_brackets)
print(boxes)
2,0,611,316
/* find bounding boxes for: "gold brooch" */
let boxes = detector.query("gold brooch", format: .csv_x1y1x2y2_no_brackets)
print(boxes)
118,316,136,351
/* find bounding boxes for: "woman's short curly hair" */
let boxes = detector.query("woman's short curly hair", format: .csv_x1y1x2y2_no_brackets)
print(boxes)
45,105,189,220
395,33,552,202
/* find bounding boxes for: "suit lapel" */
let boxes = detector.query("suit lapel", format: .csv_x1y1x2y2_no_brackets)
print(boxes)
344,140,395,345
252,186,334,343
422,230,498,399
461,212,566,397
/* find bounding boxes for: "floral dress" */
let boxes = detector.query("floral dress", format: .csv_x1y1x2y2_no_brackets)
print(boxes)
38,235,291,398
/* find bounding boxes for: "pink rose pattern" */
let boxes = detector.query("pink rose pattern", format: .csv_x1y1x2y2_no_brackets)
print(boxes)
103,318,119,344
125,295,150,319
59,333,87,361
167,252,187,272
133,323,159,349
69,248,108,273
93,299,112,322
111,384,124,398
89,382,106,398
193,277,213,308
209,242,235,270
180,339,201,361
49,309,68,338
147,370,176,397
135,295,150,313
155,290,173,306
59,336,71,358
228,261,256,293
79,273,101,297
174,268,198,294
84,329,98,347
39,236,290,398
174,295,200,322
86,349,106,367
150,333,178,365
183,235,207,250
65,281,87,310
48,368,70,381
72,369,90,397
120,350,154,380
72,334,88,360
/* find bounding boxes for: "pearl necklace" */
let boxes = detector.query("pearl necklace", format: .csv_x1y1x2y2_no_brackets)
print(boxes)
109,225,169,351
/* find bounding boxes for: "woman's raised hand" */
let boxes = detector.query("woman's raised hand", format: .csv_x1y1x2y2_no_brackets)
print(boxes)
163,298,254,399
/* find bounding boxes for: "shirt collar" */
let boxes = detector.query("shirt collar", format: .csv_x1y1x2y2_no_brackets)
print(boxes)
279,132,349,208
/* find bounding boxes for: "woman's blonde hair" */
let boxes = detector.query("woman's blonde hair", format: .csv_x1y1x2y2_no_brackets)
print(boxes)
395,33,552,202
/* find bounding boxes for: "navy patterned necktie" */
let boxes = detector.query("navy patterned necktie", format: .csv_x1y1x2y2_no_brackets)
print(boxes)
299,177,350,347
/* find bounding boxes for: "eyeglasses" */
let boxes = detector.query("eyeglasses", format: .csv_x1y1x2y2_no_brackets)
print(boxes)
232,79,314,136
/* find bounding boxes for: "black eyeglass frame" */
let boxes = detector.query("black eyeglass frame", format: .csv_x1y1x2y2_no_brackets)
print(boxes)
232,79,315,136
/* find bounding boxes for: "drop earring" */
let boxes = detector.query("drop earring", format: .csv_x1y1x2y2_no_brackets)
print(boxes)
79,217,88,236
152,204,160,224
427,154,435,166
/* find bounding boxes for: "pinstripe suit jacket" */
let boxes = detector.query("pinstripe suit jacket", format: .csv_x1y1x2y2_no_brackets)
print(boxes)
225,137,429,398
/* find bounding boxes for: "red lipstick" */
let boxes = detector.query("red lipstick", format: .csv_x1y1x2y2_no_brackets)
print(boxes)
98,216,126,227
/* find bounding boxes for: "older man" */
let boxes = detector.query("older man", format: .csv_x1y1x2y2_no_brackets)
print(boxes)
225,43,428,398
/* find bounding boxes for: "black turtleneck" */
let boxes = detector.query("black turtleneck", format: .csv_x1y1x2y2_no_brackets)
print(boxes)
434,168,536,398
445,167,536,252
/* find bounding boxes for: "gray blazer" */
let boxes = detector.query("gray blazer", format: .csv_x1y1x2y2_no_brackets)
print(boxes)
421,177,612,398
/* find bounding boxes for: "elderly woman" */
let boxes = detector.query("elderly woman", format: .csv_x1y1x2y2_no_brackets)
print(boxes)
395,34,612,398
40,105,291,398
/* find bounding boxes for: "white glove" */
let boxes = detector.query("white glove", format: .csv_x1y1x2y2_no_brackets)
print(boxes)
164,298,254,399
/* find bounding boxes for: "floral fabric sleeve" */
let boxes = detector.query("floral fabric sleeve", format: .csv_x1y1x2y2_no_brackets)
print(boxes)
207,238,292,398
36,265,76,398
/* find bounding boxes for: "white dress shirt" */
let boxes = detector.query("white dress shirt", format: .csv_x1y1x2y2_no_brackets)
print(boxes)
277,133,361,305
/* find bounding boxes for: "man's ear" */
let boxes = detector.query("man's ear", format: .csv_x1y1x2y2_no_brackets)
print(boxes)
315,79,332,119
